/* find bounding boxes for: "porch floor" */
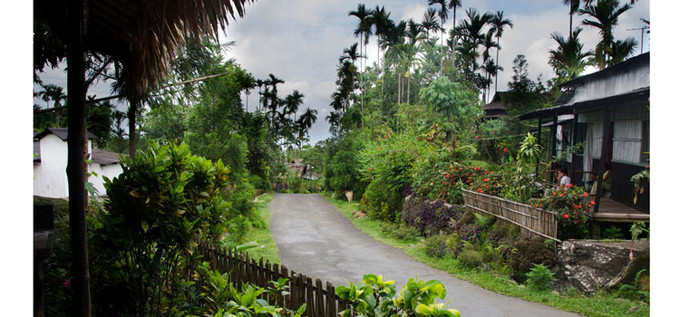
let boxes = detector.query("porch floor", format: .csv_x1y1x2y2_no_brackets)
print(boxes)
592,197,649,222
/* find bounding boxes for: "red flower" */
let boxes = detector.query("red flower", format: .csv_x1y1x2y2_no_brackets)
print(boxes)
369,167,373,172
383,135,387,139
484,178,489,182
563,213,569,219
559,193,564,197
576,204,582,209
582,192,589,197
475,135,480,139
503,147,508,153
553,191,557,196
590,200,596,205
64,278,71,289
477,188,483,193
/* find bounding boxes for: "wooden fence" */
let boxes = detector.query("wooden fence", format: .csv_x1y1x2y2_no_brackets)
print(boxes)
199,245,352,317
462,189,561,242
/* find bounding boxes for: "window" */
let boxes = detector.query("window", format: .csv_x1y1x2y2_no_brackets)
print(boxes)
612,120,642,164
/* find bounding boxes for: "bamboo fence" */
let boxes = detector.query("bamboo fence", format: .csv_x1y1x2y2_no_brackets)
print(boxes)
462,189,561,242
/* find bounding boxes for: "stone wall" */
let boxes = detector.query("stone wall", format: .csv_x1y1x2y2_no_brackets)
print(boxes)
556,239,649,294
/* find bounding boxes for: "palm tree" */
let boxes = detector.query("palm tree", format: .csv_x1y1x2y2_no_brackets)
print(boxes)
579,0,632,69
428,0,448,72
481,31,498,102
609,38,637,65
372,6,392,71
298,107,318,140
284,90,304,121
549,27,593,82
421,8,441,41
562,0,582,39
490,11,513,94
349,4,373,112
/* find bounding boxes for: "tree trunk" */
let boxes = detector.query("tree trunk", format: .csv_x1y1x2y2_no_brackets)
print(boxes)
397,73,401,104
495,37,501,94
128,100,138,157
407,75,410,105
67,0,91,314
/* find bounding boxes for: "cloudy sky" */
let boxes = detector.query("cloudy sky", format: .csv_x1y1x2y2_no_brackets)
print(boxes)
225,0,649,144
34,0,650,145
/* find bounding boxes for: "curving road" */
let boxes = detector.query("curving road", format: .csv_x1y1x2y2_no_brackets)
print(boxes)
270,193,580,317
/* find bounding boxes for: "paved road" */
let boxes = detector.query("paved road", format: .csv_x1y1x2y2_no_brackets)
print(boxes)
270,194,580,317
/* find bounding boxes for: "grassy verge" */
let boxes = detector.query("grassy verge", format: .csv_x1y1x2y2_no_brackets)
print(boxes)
242,193,280,264
322,193,649,317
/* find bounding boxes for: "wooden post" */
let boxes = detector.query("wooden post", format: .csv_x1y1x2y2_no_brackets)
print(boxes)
315,279,324,317
570,111,579,182
536,116,542,176
326,282,336,317
551,112,558,159
594,107,611,213
67,0,91,315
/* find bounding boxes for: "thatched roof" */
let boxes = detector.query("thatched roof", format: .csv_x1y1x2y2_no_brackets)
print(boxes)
35,0,251,98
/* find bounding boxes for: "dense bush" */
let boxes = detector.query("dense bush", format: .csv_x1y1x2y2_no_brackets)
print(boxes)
402,199,458,237
381,222,420,241
525,264,554,292
324,133,366,199
336,274,461,317
509,238,557,283
458,248,483,268
89,143,256,315
424,234,449,258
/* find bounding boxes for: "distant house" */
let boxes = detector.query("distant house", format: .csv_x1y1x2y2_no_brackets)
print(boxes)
483,91,512,120
33,128,124,198
519,53,649,223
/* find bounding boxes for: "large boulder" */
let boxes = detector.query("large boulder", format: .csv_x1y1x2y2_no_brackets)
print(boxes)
557,239,649,294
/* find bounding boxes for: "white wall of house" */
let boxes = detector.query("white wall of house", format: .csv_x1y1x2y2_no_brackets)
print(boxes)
34,134,69,198
33,134,120,198
87,163,123,195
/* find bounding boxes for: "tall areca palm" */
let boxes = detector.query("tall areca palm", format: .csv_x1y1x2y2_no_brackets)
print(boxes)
284,90,304,121
372,6,392,71
349,4,372,112
490,11,513,94
297,107,318,140
421,8,441,41
609,38,637,65
481,31,498,102
562,0,582,39
579,0,632,69
549,27,593,83
428,0,448,69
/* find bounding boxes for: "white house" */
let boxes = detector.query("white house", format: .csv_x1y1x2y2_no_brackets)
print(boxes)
33,128,124,198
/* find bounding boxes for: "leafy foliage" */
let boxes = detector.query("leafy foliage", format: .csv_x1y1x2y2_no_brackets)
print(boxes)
336,275,460,317
525,264,554,292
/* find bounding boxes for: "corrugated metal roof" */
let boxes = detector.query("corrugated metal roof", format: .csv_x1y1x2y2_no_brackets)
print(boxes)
92,150,122,166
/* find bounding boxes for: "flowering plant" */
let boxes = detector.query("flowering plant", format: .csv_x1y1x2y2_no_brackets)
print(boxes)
531,184,595,239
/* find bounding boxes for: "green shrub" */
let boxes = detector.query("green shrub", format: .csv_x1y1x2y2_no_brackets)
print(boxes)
90,142,236,315
509,238,556,283
525,264,554,292
458,248,483,268
381,222,420,241
603,226,625,239
424,234,449,258
615,269,649,302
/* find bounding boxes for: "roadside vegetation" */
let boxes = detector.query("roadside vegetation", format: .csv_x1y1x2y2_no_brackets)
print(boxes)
325,194,649,317
241,193,280,264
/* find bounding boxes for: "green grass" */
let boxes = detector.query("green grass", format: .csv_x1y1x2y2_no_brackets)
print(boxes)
322,193,649,317
241,193,281,264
